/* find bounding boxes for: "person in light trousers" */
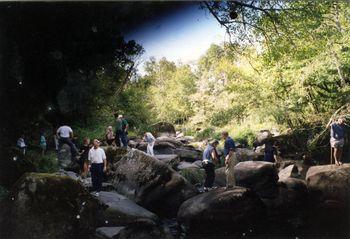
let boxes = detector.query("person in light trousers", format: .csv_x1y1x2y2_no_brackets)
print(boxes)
144,132,156,156
88,139,107,196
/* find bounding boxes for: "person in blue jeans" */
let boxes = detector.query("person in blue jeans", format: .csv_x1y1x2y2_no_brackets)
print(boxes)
114,114,129,148
202,139,219,191
88,139,107,197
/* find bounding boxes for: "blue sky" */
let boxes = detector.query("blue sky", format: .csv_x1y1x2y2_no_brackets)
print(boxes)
125,4,227,74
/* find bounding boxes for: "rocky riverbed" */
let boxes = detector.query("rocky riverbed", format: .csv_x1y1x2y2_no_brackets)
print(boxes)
1,134,350,239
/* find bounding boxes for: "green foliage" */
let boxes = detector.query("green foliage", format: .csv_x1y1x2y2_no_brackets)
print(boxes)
25,151,59,173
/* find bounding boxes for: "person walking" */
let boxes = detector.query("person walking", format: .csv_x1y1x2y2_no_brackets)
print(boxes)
39,130,47,156
88,139,107,196
144,132,156,156
79,137,91,178
202,139,219,191
56,124,79,161
105,126,115,146
330,117,346,166
114,114,129,148
222,131,237,188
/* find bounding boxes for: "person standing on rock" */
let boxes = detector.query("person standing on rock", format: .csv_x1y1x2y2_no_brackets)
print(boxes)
78,137,91,178
56,124,79,161
330,117,346,166
88,139,107,196
144,132,156,156
264,139,277,163
39,130,47,156
114,114,129,148
105,126,115,146
202,139,219,191
17,134,27,155
222,131,237,188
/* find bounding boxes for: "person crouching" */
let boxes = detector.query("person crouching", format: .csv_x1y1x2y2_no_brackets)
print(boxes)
88,139,107,196
202,139,219,191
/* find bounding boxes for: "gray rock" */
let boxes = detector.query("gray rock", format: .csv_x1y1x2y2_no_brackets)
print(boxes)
306,163,350,205
174,147,202,161
177,187,265,234
278,164,299,181
95,227,125,239
214,167,226,187
118,220,173,239
236,148,263,162
177,161,202,170
234,161,279,198
56,170,79,180
112,149,197,216
96,191,158,226
151,122,176,137
155,154,180,170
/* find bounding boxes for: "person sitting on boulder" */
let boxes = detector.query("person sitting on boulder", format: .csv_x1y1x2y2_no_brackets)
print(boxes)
144,132,156,156
57,124,79,161
330,117,346,166
88,139,107,196
78,137,91,178
202,139,219,191
105,126,115,146
222,131,237,189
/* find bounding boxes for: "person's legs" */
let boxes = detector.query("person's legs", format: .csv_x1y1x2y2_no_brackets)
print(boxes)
91,163,98,191
115,131,121,147
337,147,343,165
147,142,155,156
203,163,211,188
208,163,215,188
204,163,215,188
96,163,104,192
121,132,128,148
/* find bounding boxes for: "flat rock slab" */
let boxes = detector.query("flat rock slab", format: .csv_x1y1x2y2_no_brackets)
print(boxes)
95,226,125,239
96,191,158,225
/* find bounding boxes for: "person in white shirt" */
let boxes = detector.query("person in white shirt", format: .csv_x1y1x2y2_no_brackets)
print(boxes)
56,125,78,160
88,139,107,196
144,132,156,156
17,134,27,155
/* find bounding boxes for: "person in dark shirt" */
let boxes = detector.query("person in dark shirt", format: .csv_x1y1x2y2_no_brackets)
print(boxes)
222,131,237,188
264,140,277,163
78,137,91,178
330,117,345,165
202,140,219,191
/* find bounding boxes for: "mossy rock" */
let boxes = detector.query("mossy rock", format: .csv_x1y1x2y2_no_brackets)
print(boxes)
103,146,128,164
179,168,205,185
0,172,99,239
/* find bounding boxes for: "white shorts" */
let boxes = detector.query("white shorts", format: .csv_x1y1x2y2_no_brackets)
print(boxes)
330,138,344,148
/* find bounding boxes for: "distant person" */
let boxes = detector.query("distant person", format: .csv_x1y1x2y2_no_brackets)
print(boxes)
264,140,277,163
39,131,47,156
56,125,78,160
114,114,129,148
330,117,345,166
53,132,59,152
88,139,107,196
202,139,219,191
79,137,91,178
105,126,115,146
222,131,237,189
144,132,156,156
17,134,27,155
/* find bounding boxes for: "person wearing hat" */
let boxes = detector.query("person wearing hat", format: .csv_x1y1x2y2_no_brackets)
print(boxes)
114,114,129,148
88,139,107,196
202,139,219,191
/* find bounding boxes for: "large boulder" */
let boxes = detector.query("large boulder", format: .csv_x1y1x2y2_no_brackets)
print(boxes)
112,149,197,216
117,220,173,239
177,187,265,235
236,148,263,162
253,130,273,146
174,147,202,162
0,173,99,239
234,161,279,198
96,191,158,226
155,154,180,170
306,164,350,205
95,226,125,239
179,168,205,185
278,164,299,181
151,122,176,137
214,167,226,187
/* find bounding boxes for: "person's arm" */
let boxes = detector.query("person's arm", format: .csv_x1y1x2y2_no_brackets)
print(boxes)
124,120,129,132
102,150,107,172
211,150,218,165
69,129,74,139
330,123,334,138
88,149,92,164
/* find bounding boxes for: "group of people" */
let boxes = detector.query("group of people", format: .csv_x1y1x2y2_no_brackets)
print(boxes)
104,114,129,147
